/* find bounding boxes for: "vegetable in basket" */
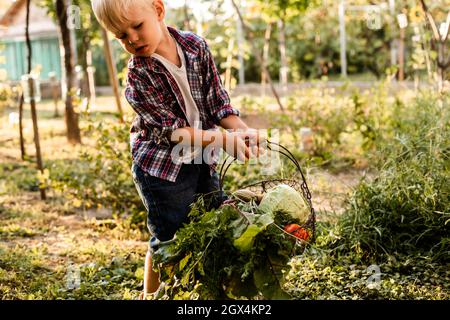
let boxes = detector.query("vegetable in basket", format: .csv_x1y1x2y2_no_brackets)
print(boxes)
258,184,309,224
232,189,263,203
284,224,310,241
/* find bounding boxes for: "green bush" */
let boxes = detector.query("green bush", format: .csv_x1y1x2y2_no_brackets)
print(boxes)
333,92,449,261
0,163,40,194
269,87,369,167
0,82,14,115
285,249,449,300
49,115,146,227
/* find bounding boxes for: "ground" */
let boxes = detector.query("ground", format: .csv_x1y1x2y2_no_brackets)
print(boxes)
0,94,389,299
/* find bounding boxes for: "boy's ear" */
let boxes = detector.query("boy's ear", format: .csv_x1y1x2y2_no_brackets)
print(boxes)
153,0,165,21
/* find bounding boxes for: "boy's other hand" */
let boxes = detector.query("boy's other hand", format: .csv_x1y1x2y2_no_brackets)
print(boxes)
223,131,250,162
234,129,268,158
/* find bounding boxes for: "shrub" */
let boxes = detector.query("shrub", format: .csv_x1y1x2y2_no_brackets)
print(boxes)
333,92,449,261
0,82,14,115
49,115,146,226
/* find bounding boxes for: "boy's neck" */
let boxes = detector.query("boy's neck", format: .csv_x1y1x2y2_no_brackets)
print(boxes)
152,25,180,66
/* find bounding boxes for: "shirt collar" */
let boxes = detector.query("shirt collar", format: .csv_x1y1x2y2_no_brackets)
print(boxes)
129,26,201,73
167,26,200,57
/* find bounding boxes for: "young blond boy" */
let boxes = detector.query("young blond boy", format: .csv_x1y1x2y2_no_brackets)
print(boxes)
91,0,262,299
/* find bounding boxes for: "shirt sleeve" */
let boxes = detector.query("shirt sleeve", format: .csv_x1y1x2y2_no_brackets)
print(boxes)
125,68,187,147
201,38,240,125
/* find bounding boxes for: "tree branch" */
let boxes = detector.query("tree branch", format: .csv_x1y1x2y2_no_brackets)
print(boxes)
442,12,450,42
419,0,442,41
230,0,285,112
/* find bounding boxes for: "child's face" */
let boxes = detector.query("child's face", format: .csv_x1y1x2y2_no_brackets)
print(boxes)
113,2,164,57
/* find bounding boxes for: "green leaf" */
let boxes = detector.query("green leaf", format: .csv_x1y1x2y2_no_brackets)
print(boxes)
179,253,191,271
254,213,274,229
181,271,191,288
134,267,144,281
253,264,291,300
231,216,248,239
233,225,262,252
225,272,258,299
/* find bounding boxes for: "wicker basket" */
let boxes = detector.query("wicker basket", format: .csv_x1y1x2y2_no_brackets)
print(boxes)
218,140,316,250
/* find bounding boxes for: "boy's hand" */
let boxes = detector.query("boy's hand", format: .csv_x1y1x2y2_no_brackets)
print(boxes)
223,131,250,162
234,129,268,158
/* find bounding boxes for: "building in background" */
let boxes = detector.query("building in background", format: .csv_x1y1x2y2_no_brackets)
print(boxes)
0,0,62,81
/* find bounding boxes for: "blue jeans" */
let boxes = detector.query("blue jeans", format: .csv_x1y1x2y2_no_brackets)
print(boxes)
131,162,227,252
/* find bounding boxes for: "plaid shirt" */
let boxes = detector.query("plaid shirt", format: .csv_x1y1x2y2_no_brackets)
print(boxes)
125,26,240,182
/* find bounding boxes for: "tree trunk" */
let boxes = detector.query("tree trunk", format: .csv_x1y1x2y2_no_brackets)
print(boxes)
25,0,46,200
86,47,96,108
225,36,235,92
388,0,397,68
236,16,245,85
231,0,284,112
18,93,26,160
278,18,288,93
398,26,405,81
261,22,273,96
81,33,96,109
80,34,90,98
101,27,124,122
56,0,81,144
419,0,449,92
184,0,191,31
339,0,347,77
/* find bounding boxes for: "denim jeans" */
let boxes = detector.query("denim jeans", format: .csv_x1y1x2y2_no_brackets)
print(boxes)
131,161,228,252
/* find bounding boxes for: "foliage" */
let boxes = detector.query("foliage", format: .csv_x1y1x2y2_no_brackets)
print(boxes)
263,86,374,167
0,243,143,300
1,86,449,300
48,115,146,227
0,82,14,115
34,0,447,88
0,162,41,194
284,247,449,300
152,198,308,300
331,92,450,261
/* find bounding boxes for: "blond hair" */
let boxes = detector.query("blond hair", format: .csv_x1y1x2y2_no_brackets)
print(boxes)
91,0,155,35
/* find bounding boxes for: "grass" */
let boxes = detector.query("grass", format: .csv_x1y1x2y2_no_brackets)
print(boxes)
0,192,147,300
0,89,448,300
285,248,449,300
0,97,147,300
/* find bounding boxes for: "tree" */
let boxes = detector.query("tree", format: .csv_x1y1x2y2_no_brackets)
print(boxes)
231,0,285,111
25,0,46,200
101,27,124,123
41,0,83,144
73,0,101,109
55,0,82,144
261,21,273,95
253,0,312,91
419,0,449,92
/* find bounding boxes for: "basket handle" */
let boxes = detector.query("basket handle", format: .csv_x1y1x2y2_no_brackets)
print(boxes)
218,140,316,237
219,140,306,191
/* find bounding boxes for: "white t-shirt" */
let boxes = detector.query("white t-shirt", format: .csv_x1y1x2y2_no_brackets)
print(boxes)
152,38,203,163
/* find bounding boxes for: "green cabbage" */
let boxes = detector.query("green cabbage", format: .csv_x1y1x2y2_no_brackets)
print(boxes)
258,184,309,223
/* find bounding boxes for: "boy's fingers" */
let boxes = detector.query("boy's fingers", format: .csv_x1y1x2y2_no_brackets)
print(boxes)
244,143,250,161
258,146,267,157
237,150,246,162
251,145,258,158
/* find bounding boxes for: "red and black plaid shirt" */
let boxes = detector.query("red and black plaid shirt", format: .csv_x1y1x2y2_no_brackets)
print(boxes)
125,26,240,182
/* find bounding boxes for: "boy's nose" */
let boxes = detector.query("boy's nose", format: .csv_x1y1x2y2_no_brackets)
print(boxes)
128,32,140,45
